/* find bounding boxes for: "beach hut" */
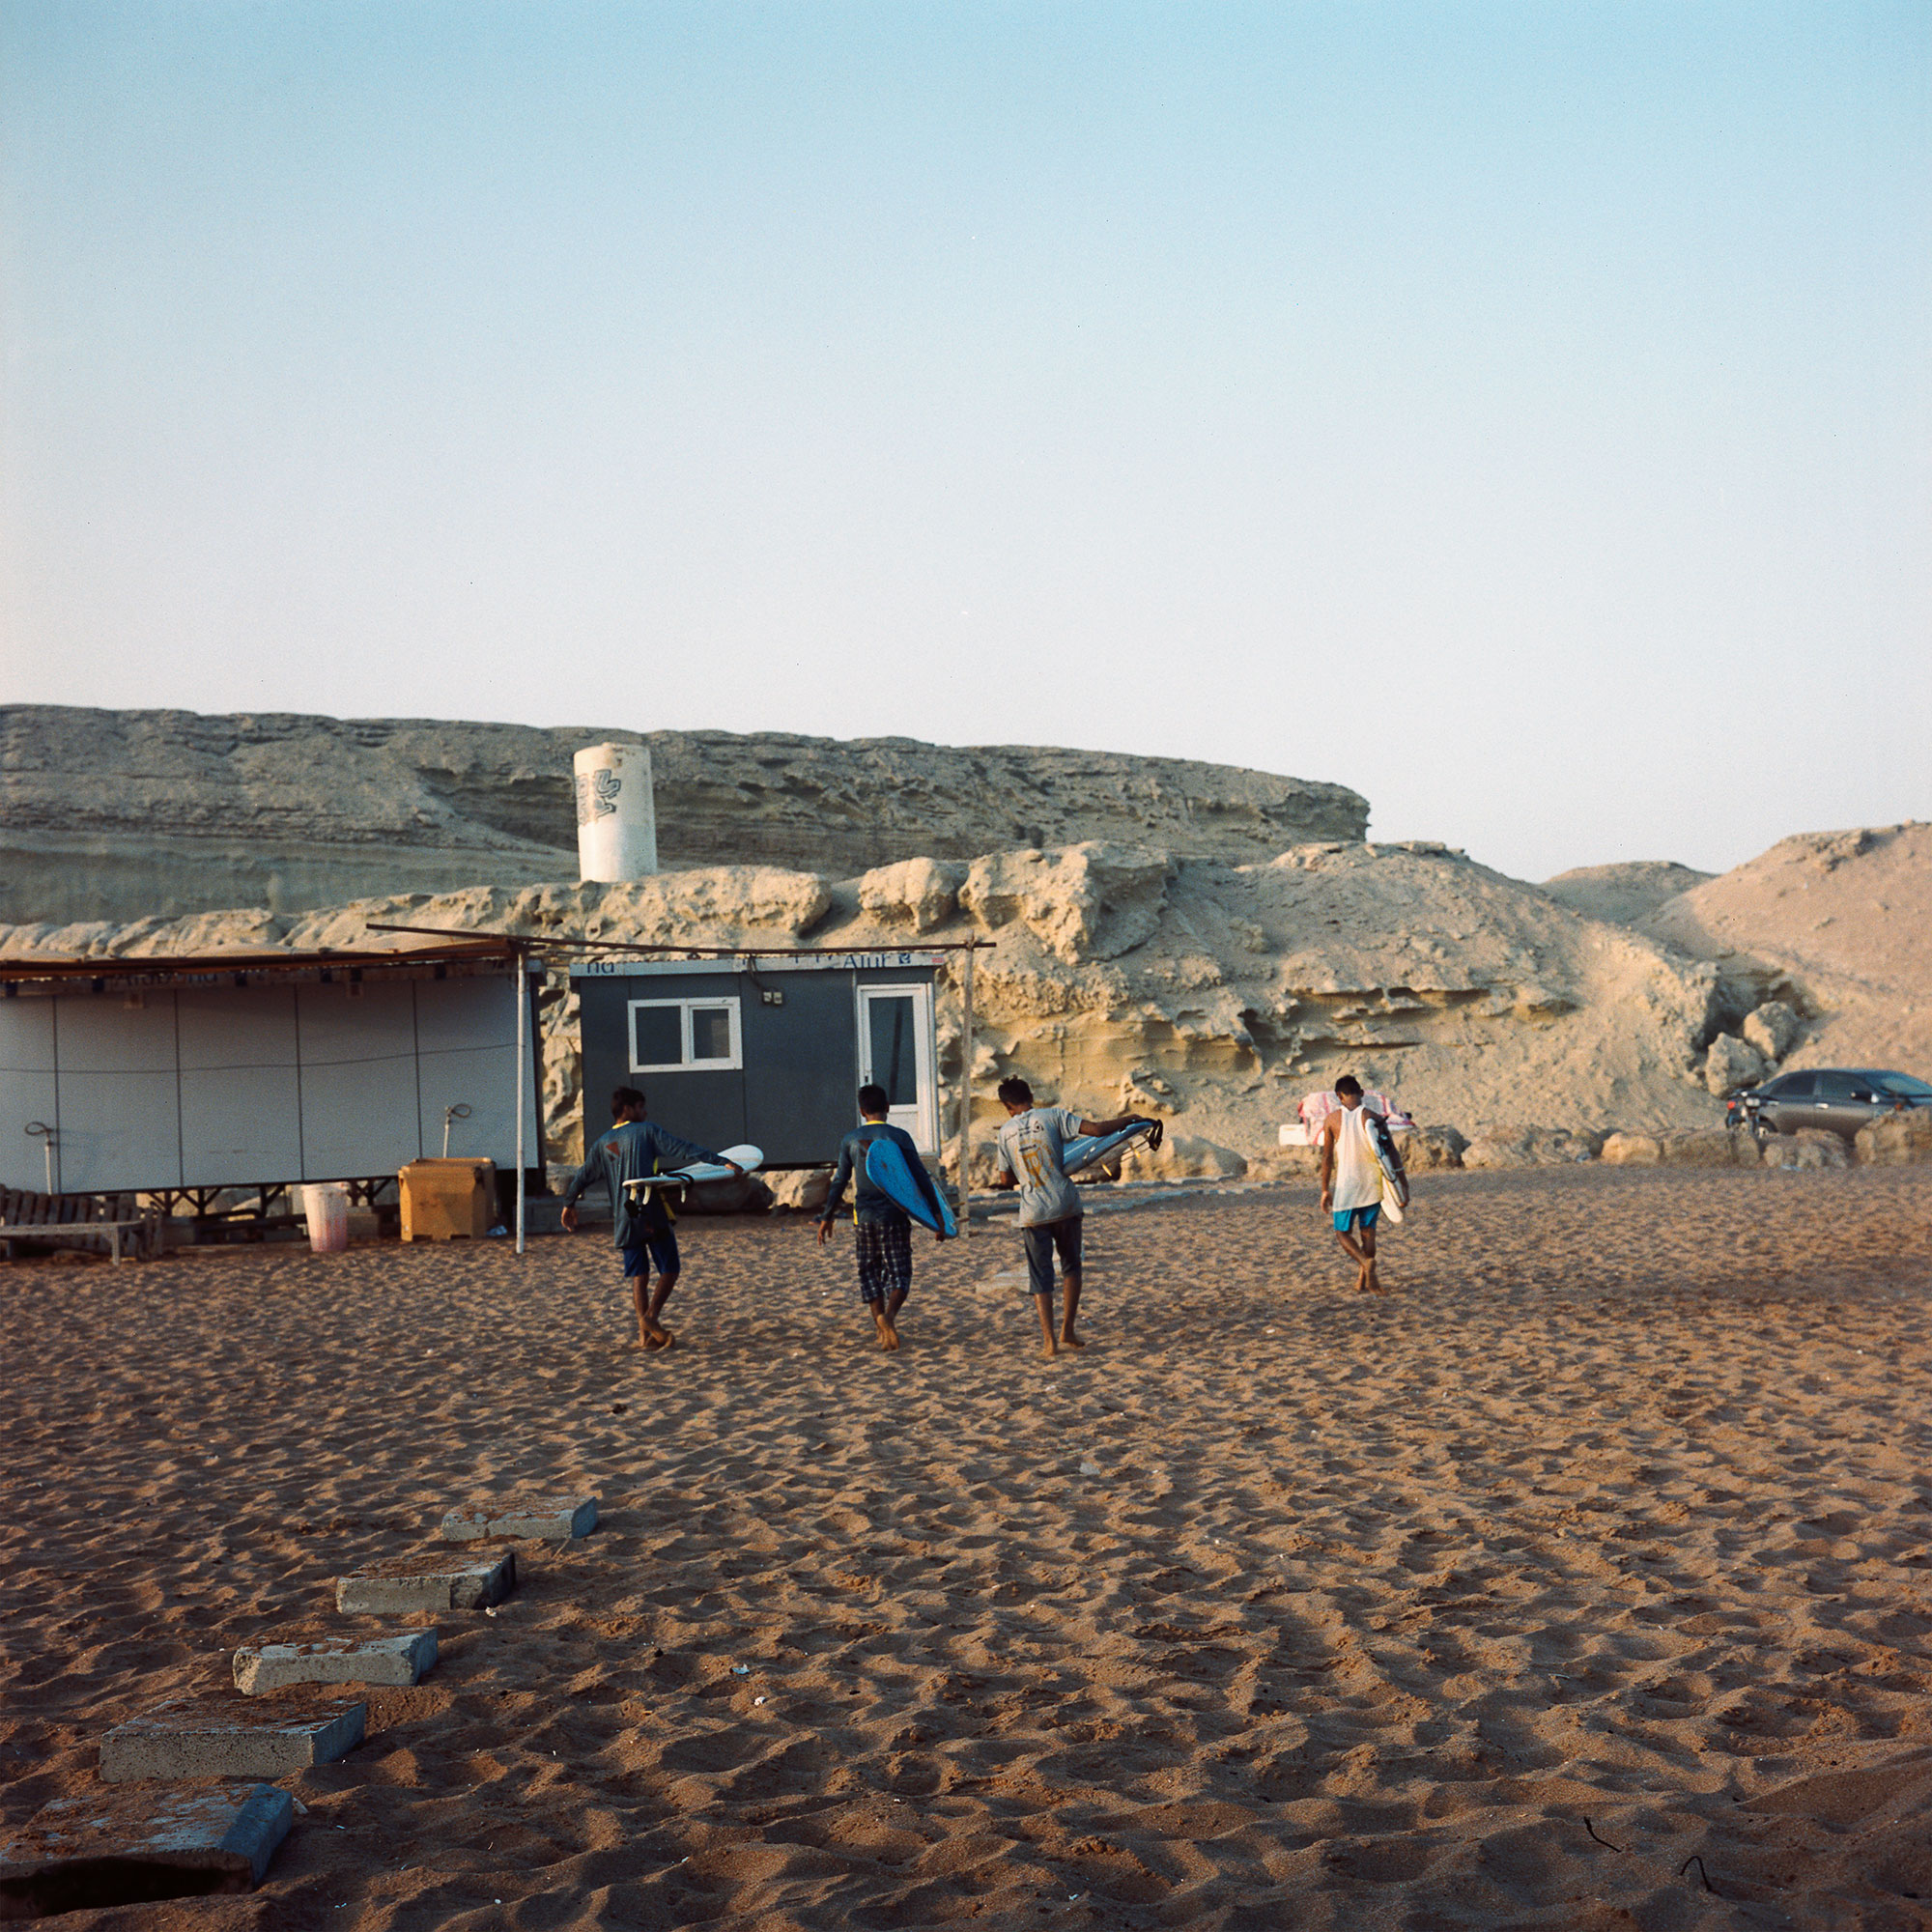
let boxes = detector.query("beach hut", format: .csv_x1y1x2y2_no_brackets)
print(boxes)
0,939,543,1236
572,949,948,1164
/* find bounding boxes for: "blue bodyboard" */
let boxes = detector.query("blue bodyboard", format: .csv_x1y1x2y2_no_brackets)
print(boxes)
1060,1118,1160,1179
864,1134,955,1236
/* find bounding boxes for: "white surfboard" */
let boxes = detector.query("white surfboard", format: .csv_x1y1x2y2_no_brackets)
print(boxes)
623,1144,763,1196
1367,1115,1408,1221
1060,1119,1161,1179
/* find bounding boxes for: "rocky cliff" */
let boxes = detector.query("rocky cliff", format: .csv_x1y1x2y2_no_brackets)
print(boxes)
0,707,1368,924
1,837,1730,1174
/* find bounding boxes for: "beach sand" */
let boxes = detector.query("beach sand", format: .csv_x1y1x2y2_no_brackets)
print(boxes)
3,1164,1930,1929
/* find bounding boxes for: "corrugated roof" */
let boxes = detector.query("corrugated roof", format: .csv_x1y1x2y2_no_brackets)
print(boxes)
0,937,526,988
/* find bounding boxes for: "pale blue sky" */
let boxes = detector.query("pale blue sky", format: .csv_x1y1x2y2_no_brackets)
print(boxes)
3,2,1926,880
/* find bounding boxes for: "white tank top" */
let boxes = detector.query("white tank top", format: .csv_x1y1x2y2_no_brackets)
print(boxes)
1331,1106,1383,1212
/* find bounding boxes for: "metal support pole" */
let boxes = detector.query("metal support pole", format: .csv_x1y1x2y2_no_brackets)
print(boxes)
514,955,527,1256
955,946,975,1241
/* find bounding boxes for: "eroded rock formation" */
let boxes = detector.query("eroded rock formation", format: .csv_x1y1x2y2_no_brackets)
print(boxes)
1,837,1730,1174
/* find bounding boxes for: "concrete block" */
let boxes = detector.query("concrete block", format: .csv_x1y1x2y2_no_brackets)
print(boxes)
440,1494,597,1542
335,1549,515,1613
233,1628,437,1694
99,1696,363,1782
0,1783,293,1916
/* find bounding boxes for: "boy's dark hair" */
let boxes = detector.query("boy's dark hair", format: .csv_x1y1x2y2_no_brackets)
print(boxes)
997,1076,1035,1108
611,1085,647,1116
858,1083,889,1117
1334,1074,1363,1097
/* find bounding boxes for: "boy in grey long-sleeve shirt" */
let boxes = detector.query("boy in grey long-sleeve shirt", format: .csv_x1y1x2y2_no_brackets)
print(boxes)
562,1085,738,1350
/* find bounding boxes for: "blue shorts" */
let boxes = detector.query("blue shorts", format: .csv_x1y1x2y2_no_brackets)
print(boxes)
1333,1204,1380,1235
622,1228,679,1280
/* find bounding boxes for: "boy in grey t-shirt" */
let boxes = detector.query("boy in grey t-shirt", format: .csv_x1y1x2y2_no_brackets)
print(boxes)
992,1076,1147,1357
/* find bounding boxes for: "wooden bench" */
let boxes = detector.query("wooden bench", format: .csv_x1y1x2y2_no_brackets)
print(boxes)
0,1188,162,1264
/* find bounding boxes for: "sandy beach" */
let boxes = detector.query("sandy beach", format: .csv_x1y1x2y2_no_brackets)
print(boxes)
4,1163,1931,1929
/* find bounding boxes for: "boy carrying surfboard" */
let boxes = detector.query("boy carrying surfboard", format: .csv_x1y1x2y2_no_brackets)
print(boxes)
560,1086,743,1350
816,1084,950,1350
1317,1073,1395,1294
991,1077,1150,1358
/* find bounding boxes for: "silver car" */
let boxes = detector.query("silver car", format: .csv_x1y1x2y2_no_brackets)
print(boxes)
1729,1067,1932,1141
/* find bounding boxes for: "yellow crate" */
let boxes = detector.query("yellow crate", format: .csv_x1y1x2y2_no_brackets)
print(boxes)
399,1158,497,1242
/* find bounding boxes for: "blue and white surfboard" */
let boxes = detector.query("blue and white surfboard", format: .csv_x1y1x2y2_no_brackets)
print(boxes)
623,1143,764,1197
863,1134,956,1236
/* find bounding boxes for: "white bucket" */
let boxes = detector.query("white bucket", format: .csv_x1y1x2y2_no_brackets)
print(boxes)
301,1183,350,1255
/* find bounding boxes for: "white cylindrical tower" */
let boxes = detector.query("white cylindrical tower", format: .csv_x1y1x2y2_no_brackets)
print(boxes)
573,741,658,882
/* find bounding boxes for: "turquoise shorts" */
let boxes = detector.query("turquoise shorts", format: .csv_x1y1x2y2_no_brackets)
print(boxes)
1333,1204,1380,1235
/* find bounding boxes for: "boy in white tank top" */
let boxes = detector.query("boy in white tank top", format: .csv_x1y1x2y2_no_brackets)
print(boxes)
1317,1073,1387,1293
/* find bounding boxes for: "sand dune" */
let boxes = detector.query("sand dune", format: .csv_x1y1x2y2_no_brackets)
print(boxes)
1642,821,1932,1085
3,1165,1930,1927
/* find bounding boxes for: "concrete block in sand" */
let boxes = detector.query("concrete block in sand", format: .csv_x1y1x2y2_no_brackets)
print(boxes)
440,1494,597,1542
336,1549,515,1613
0,1783,292,1916
233,1628,437,1694
99,1696,363,1782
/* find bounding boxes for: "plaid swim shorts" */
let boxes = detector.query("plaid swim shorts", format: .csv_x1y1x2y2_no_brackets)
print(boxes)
854,1215,913,1306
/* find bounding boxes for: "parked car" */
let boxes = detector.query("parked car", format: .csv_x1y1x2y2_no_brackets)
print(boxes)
1727,1067,1932,1141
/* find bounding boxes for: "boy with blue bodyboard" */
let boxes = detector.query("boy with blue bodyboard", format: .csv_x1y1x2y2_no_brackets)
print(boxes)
816,1084,951,1351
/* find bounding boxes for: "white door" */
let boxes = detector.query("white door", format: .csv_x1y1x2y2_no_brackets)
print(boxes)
856,984,937,1153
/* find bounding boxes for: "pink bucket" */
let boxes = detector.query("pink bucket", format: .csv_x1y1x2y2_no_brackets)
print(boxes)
300,1183,350,1254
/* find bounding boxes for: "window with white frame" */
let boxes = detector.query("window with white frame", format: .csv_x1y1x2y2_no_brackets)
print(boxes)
628,997,742,1073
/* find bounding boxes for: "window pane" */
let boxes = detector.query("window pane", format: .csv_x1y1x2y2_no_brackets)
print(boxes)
1816,1072,1863,1098
1878,1073,1932,1097
867,997,919,1107
1776,1072,1815,1097
632,1005,683,1067
691,1006,733,1062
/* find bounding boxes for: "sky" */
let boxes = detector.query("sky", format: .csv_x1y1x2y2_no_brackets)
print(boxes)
2,2,1926,883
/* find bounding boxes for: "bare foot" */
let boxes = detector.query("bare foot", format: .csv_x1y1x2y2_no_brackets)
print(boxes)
1059,1330,1085,1349
1042,1337,1060,1358
646,1325,676,1350
884,1320,901,1351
